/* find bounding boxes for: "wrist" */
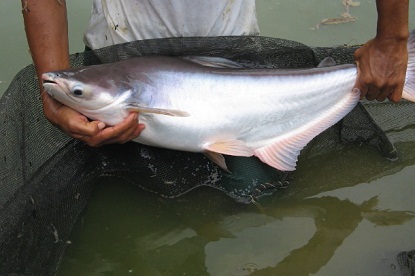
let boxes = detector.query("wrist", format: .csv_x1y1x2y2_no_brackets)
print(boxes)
41,91,63,119
375,0,409,41
376,29,409,42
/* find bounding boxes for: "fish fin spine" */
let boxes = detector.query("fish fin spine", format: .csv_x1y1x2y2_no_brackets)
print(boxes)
255,89,360,171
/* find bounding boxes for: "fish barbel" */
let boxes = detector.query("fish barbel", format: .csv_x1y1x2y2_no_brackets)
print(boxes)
42,33,415,172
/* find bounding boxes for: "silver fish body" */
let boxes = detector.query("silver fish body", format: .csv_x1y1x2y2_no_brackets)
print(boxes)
42,40,415,171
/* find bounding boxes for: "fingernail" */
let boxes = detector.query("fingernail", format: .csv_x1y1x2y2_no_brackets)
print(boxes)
98,122,106,130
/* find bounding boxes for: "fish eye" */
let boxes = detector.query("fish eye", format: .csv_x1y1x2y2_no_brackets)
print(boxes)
72,86,84,97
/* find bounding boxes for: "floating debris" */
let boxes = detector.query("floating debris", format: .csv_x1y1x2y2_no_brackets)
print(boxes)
343,0,360,7
315,0,360,29
320,13,356,25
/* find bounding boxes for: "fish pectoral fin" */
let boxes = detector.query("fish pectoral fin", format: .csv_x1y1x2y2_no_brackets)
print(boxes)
125,104,190,117
203,151,230,173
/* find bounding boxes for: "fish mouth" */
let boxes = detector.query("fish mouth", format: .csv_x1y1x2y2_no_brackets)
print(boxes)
41,73,59,96
42,79,58,96
42,79,57,85
41,73,81,103
41,73,57,83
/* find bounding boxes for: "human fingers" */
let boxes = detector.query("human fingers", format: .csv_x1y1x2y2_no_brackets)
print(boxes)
83,113,145,147
364,85,381,101
46,104,106,138
353,50,370,100
387,74,405,102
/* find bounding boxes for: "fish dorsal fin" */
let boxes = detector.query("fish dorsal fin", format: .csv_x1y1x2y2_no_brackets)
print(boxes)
254,88,360,171
181,56,244,68
125,103,190,117
317,57,337,68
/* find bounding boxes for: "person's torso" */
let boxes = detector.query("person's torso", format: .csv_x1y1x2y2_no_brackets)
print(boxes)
84,0,259,49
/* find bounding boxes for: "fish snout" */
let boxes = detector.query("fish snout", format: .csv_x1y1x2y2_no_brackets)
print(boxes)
41,72,59,85
41,72,63,97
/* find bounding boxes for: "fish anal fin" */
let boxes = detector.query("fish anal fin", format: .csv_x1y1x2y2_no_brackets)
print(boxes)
255,88,360,171
204,151,230,173
254,139,301,171
125,104,190,117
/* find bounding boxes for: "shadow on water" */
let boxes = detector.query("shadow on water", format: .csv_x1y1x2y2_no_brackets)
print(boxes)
59,140,415,276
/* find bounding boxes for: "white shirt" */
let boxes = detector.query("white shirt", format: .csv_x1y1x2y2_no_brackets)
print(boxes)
84,0,260,49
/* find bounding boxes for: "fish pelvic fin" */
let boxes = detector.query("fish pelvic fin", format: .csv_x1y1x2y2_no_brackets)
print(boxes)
203,151,230,173
255,88,360,171
403,29,415,102
203,140,254,172
125,104,190,117
204,140,254,157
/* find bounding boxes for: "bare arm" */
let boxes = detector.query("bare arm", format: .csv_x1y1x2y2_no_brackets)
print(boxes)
21,0,144,146
354,0,409,102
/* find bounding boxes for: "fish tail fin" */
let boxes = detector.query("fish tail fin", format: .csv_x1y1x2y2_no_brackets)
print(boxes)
403,29,415,102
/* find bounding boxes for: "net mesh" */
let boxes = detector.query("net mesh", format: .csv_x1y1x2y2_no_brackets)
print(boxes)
0,36,414,275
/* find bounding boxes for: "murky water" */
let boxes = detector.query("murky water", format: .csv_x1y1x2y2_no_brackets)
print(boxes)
58,142,415,276
1,1,415,275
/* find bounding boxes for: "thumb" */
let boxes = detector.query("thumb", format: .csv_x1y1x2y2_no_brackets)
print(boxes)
75,120,106,137
89,120,106,131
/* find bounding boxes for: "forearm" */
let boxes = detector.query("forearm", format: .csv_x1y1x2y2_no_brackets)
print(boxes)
21,0,145,145
22,0,70,118
21,0,70,83
376,0,409,40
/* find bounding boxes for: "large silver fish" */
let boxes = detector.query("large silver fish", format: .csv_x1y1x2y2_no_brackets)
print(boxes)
42,35,415,172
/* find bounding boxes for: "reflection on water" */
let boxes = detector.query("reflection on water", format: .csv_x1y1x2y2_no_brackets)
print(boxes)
59,140,415,275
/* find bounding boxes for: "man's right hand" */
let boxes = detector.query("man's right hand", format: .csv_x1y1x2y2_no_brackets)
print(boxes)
43,95,145,147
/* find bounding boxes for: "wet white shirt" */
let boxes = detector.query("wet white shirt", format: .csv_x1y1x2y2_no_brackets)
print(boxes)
84,0,260,49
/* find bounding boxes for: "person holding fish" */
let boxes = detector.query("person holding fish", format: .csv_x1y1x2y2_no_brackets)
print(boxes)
21,0,409,148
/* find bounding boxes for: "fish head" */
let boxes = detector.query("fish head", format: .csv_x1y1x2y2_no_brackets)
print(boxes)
41,63,151,125
42,65,131,110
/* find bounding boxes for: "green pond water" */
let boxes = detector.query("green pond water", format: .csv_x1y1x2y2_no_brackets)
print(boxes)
1,1,415,275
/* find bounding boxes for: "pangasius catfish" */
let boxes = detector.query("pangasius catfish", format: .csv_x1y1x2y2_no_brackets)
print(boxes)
42,32,415,172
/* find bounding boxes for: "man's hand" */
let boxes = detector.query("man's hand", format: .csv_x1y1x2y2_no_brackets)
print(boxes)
354,36,408,102
44,95,145,147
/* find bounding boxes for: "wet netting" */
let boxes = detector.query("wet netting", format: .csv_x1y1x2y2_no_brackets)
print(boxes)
1,36,414,275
